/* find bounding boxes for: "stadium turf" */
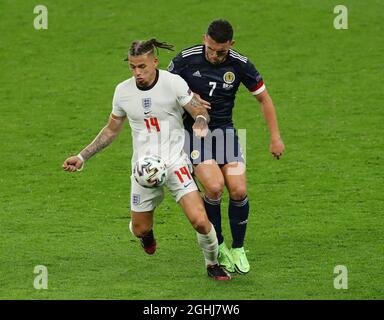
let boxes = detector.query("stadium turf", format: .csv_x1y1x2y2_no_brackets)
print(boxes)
0,0,383,299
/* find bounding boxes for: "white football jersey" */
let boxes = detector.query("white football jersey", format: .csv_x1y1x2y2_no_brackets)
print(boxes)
112,69,193,166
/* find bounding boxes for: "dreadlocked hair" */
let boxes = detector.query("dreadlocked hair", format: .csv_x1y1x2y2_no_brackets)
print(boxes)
129,38,174,56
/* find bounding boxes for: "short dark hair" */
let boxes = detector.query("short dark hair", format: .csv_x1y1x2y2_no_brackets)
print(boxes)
207,19,233,43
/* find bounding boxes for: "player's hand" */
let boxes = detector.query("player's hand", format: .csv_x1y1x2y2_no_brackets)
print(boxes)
193,93,211,109
63,156,84,172
193,116,209,138
270,137,285,160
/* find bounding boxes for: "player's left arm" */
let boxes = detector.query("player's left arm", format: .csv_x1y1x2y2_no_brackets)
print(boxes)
182,93,211,138
255,89,285,160
241,58,285,159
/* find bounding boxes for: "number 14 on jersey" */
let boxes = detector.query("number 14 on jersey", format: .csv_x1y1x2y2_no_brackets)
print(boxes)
144,117,160,132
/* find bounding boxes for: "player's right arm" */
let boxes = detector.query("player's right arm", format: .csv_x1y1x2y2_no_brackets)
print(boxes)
182,93,211,138
169,57,211,138
62,114,126,172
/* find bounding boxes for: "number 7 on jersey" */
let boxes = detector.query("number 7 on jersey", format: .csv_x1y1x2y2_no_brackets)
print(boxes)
209,81,217,96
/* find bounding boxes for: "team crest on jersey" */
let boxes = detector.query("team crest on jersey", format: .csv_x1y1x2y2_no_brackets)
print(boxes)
142,98,152,114
132,194,140,205
223,71,235,84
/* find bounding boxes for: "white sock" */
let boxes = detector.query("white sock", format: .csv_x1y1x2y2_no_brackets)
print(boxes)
196,224,218,266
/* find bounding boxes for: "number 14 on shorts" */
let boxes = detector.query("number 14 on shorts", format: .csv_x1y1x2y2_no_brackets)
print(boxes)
175,166,192,186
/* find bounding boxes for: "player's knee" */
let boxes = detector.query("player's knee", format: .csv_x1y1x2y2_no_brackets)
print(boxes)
129,221,151,238
205,180,225,199
229,185,247,201
191,215,210,234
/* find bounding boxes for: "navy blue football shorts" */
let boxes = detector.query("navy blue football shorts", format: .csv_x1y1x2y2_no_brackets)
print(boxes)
184,127,245,166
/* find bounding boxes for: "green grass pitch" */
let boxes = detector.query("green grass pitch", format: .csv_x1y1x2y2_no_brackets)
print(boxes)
0,0,383,299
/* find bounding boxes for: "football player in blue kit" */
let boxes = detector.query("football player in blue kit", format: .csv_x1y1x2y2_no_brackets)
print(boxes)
169,19,285,274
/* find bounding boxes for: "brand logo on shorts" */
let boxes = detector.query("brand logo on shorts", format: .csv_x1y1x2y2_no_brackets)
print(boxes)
132,194,140,205
191,150,200,160
142,98,151,114
183,181,193,188
223,71,235,84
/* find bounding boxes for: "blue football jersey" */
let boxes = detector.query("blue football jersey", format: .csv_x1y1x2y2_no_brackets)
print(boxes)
168,45,265,130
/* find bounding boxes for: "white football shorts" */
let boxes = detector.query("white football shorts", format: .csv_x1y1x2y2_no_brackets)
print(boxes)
130,152,198,212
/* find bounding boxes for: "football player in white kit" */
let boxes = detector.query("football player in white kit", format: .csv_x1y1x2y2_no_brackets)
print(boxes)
63,39,230,280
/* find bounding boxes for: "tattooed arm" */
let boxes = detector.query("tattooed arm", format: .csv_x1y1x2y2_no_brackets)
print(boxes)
183,93,211,138
80,114,126,160
63,114,126,172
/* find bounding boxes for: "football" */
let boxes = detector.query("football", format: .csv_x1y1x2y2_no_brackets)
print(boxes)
133,155,167,188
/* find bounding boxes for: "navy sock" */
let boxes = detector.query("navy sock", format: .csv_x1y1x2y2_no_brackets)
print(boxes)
229,196,249,248
141,229,155,247
203,195,224,245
